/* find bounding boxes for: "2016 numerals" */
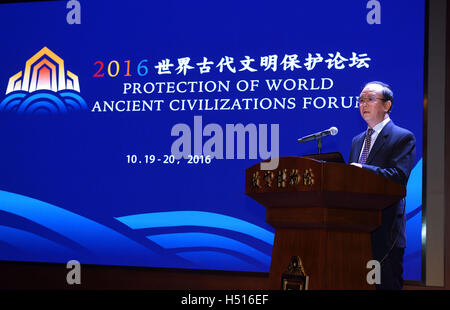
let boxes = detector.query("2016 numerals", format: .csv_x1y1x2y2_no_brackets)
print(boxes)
93,59,147,78
187,155,211,164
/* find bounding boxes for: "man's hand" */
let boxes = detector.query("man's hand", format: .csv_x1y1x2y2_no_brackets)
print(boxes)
350,162,363,168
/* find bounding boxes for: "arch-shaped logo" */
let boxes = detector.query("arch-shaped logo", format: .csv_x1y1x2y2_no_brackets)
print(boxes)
0,47,87,114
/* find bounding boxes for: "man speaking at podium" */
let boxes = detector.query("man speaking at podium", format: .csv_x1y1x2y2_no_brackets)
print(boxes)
349,81,416,290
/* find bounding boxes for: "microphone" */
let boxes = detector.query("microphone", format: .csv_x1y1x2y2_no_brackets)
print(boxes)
297,127,338,144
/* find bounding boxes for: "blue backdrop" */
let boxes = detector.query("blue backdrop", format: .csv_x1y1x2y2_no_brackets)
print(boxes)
0,0,424,281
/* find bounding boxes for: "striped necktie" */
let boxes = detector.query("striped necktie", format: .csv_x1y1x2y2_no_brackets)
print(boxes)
358,128,374,164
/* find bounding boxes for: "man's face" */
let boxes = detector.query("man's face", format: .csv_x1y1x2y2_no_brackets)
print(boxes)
358,83,391,128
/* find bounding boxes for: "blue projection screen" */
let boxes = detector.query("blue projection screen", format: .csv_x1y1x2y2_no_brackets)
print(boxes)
0,0,424,281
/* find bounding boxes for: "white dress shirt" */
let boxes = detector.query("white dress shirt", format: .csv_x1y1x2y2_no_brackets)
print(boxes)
358,117,391,162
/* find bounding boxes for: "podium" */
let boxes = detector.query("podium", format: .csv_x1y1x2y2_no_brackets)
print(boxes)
245,156,406,290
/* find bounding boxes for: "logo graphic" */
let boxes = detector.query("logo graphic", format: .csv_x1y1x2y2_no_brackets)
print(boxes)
1,47,87,114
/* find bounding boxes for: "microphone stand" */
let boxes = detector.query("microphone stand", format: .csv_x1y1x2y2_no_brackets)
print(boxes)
297,127,338,154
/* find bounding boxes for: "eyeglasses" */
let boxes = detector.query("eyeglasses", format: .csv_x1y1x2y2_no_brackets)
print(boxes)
357,96,386,105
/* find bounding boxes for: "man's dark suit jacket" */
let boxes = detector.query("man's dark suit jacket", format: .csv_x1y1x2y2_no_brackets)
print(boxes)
349,120,416,251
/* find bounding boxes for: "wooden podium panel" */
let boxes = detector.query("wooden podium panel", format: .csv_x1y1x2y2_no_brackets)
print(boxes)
245,156,405,290
268,228,373,289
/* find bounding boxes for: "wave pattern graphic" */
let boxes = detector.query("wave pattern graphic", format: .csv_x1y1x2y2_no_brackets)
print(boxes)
147,232,272,266
0,90,87,114
115,211,275,245
406,158,422,218
0,190,163,266
0,225,78,262
404,158,423,281
116,211,275,271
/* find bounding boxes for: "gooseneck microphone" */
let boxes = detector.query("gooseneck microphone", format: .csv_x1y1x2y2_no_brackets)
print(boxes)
297,127,338,144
